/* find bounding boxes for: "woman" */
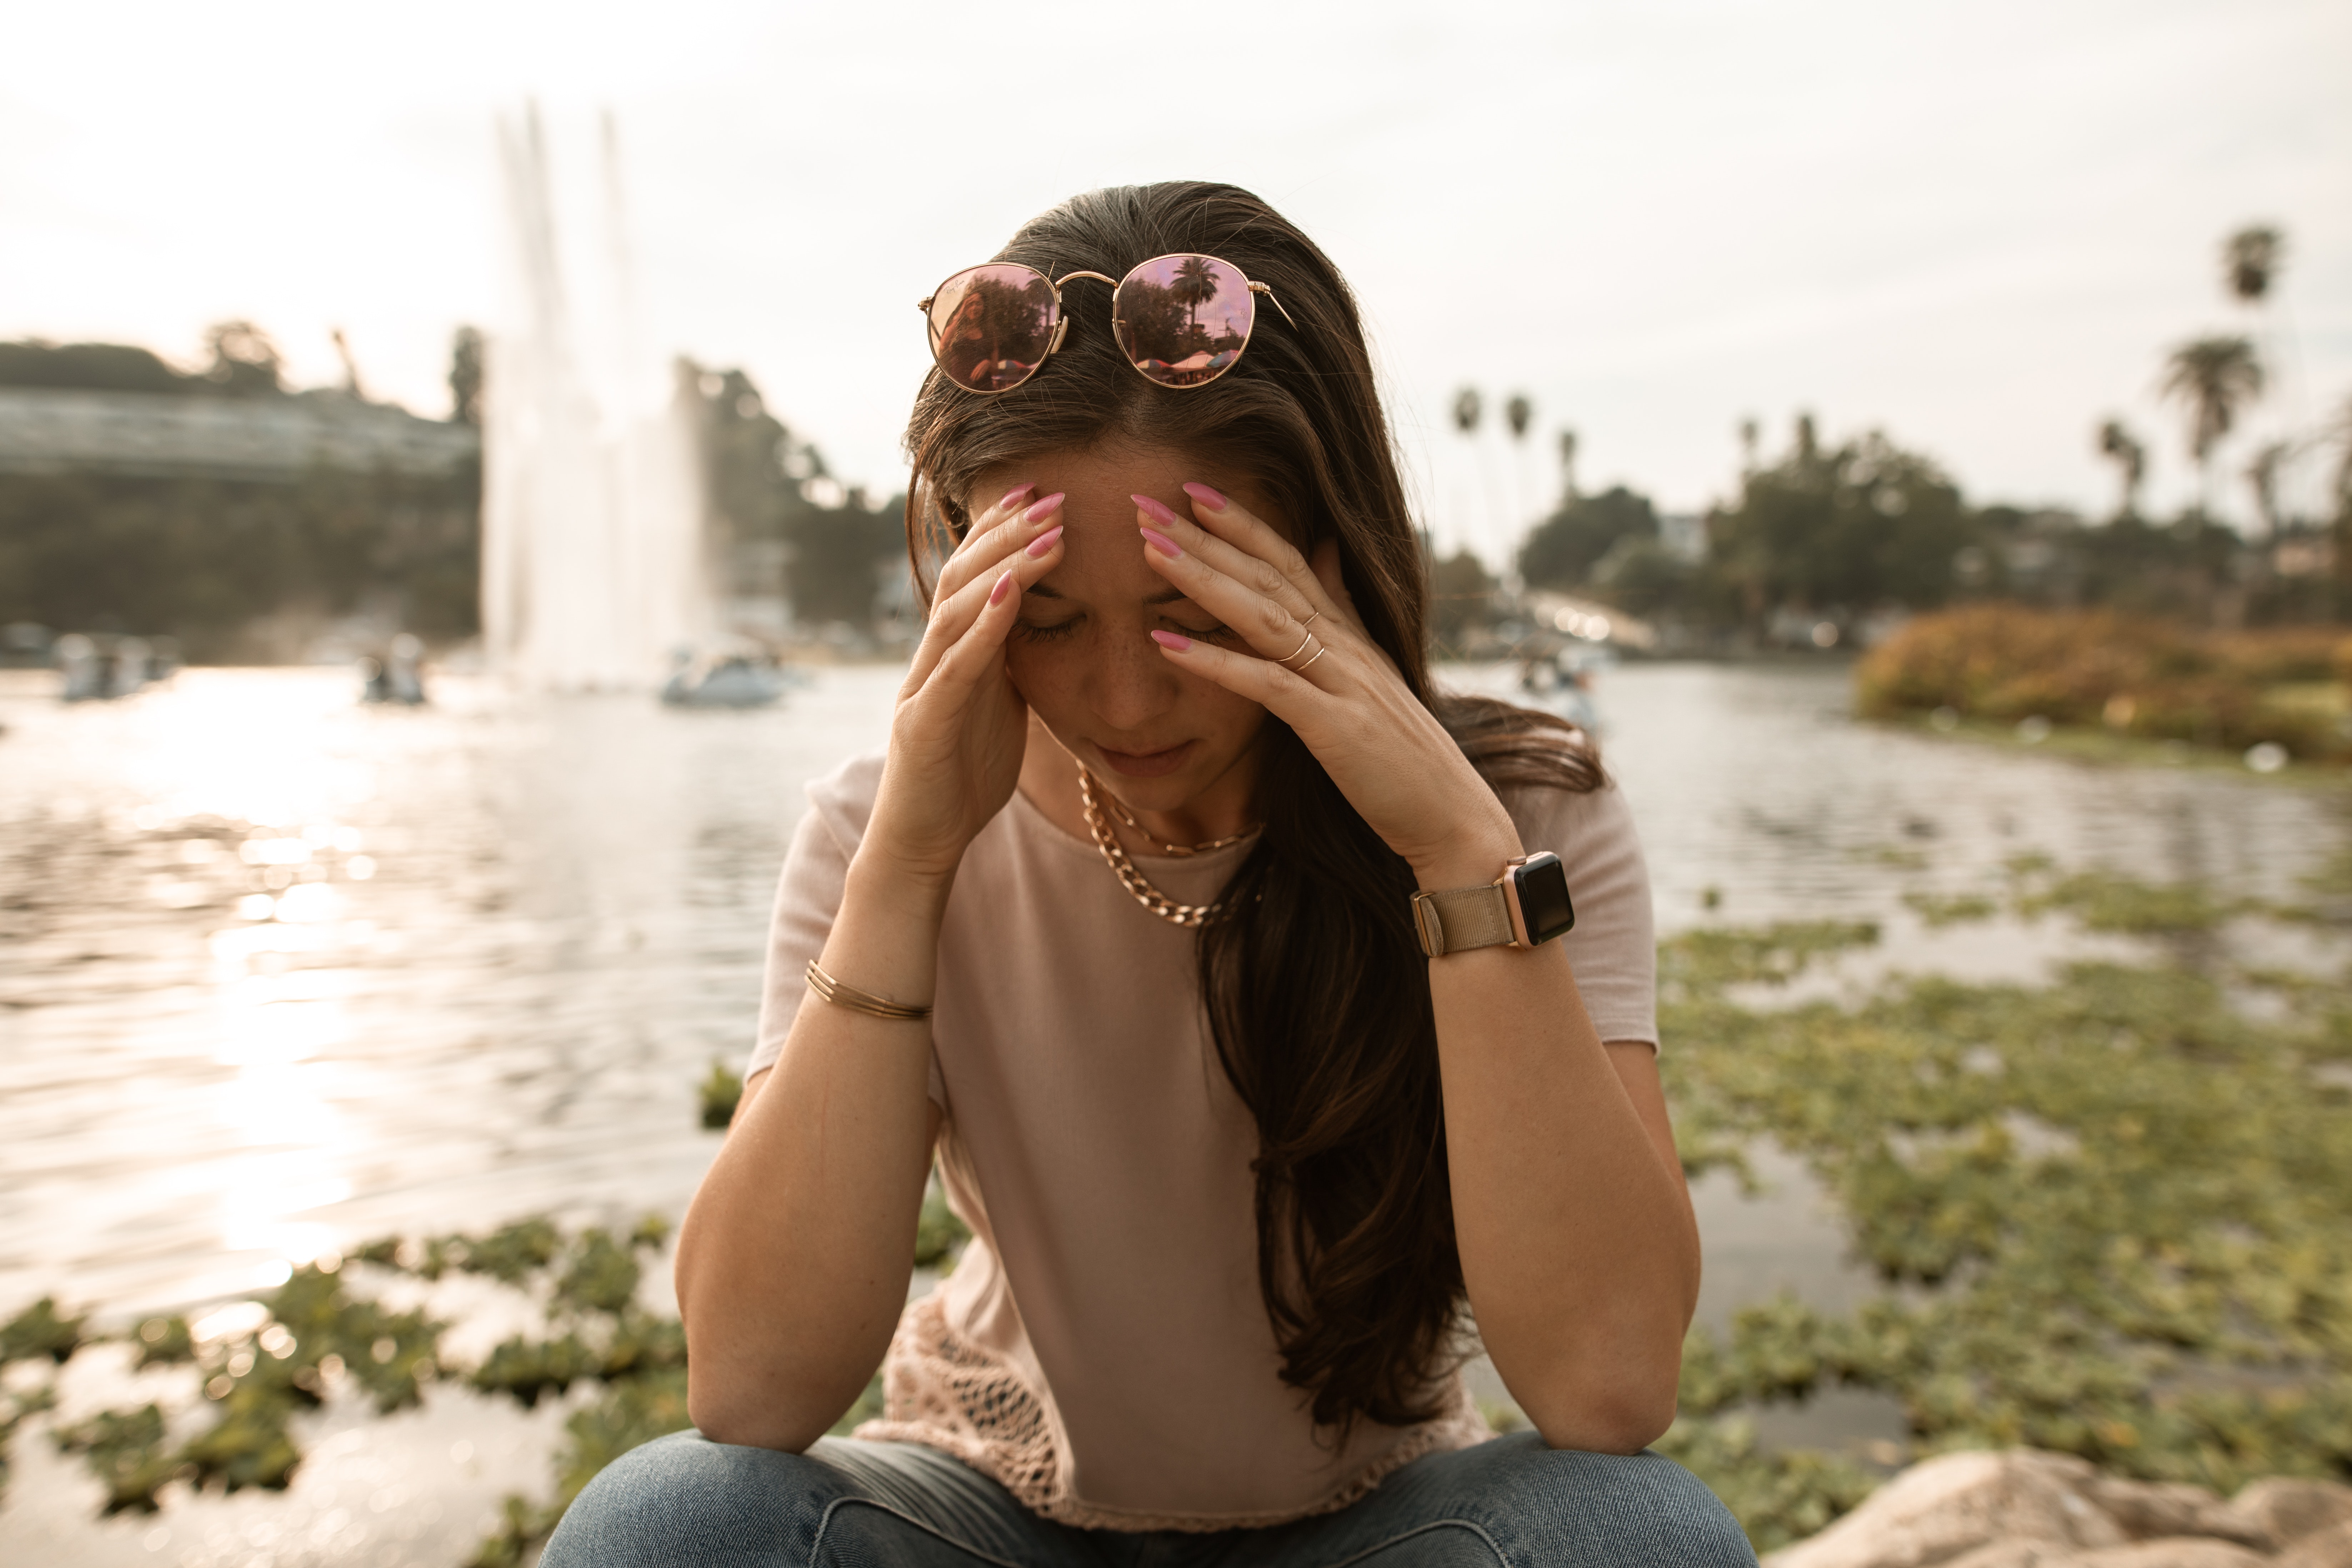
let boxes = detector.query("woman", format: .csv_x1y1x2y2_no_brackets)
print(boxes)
549,182,1753,1566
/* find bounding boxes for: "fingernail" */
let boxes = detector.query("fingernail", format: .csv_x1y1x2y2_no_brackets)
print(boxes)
1023,492,1065,523
1139,525,1182,559
989,571,1015,605
1025,525,1064,558
1150,630,1191,651
1000,483,1035,511
1181,482,1227,511
1131,493,1180,528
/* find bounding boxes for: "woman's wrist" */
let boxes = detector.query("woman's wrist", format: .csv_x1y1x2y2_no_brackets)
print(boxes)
843,842,959,920
1403,811,1526,893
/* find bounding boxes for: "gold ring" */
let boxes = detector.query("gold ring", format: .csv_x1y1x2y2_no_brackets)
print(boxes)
1295,646,1328,673
1277,627,1314,666
1301,611,1321,629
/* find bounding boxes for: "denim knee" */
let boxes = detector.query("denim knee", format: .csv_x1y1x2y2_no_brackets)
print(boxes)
540,1429,850,1568
1402,1434,1758,1567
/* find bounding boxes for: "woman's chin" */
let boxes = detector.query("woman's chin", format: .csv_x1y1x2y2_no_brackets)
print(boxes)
1093,740,1197,781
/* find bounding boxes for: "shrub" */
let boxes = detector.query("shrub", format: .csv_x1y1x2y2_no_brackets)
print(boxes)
1855,605,2351,758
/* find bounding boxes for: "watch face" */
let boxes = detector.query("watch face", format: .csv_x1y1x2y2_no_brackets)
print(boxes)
1510,853,1576,946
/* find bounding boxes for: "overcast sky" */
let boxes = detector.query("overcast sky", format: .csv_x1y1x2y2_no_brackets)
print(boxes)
5,0,2346,560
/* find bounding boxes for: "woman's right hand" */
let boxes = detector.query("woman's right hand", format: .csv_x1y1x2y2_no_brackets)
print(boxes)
862,485,1066,888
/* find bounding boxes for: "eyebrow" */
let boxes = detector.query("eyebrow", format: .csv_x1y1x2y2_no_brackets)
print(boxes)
1025,585,1188,605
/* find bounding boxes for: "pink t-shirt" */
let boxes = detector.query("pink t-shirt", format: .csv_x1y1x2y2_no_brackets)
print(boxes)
746,750,1657,1530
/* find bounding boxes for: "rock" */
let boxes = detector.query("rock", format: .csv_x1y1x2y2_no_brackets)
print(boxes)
1765,1451,2127,1568
2084,1478,2265,1548
2276,1519,2352,1568
2226,1481,2352,1553
2066,1542,2271,1568
1942,1544,2076,1568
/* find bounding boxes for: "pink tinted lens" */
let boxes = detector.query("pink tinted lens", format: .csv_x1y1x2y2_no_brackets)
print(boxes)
926,265,1058,392
1112,255,1256,387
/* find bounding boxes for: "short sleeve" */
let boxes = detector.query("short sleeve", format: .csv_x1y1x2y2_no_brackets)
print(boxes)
1504,780,1658,1050
745,752,947,1107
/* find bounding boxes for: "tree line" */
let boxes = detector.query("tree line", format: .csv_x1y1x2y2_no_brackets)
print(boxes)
0,326,910,660
1435,222,2350,653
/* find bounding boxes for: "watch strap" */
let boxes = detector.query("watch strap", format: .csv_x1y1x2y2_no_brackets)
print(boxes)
1411,882,1513,958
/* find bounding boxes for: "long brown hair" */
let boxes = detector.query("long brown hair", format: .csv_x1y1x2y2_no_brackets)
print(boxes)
902,183,1601,1433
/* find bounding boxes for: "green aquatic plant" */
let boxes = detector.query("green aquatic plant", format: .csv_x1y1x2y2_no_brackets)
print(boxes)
699,1060,744,1130
1901,890,1998,927
1,1296,85,1365
1659,905,2352,1526
915,1179,972,1269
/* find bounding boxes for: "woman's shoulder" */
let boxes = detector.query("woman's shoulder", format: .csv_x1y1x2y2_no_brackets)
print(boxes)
1502,769,1641,864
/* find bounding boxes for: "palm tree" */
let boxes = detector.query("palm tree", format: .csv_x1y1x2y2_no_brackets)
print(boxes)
1503,394,1535,557
1557,427,1579,504
1169,257,1219,340
2223,226,2282,305
1453,385,1482,436
2095,419,2147,521
2159,337,2263,516
2244,440,2290,539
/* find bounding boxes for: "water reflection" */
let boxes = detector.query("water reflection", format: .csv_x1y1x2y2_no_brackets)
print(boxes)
1114,254,1255,385
0,663,2341,1329
926,264,1058,392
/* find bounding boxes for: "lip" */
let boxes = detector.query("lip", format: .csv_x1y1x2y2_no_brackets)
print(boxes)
1095,740,1196,778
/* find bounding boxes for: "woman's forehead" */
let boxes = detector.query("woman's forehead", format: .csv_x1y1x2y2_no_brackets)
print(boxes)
968,441,1282,538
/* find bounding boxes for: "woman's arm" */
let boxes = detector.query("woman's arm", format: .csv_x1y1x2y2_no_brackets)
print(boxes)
1134,486,1698,1453
674,485,1070,1450
674,871,949,1451
1416,821,1698,1453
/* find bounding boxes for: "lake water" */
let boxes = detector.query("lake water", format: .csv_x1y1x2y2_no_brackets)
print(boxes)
1,659,2341,1564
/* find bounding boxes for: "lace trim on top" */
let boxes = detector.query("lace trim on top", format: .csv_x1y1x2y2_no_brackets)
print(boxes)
852,1293,1492,1533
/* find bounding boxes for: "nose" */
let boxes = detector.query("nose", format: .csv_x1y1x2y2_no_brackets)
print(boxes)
1082,619,1181,735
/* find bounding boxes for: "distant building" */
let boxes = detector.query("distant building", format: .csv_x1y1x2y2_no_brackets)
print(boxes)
0,387,478,482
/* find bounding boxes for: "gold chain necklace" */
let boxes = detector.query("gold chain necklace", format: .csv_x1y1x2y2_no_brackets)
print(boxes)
1076,766,1256,928
1096,787,1256,856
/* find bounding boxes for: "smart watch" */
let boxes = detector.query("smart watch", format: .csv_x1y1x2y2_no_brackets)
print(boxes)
1410,851,1576,958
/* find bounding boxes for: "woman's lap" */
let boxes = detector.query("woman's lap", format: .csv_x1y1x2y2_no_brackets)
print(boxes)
540,1431,1757,1568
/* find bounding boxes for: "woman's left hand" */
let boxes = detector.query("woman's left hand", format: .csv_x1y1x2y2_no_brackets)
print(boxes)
1133,485,1521,883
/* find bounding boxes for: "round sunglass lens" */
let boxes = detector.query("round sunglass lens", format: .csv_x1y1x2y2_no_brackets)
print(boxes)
1112,255,1256,387
927,265,1057,392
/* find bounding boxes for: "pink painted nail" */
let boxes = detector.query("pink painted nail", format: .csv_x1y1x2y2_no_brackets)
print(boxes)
1181,482,1227,511
1000,482,1035,511
1150,630,1191,651
1139,525,1182,559
989,571,1015,605
1023,492,1065,523
1025,525,1064,558
1131,493,1181,528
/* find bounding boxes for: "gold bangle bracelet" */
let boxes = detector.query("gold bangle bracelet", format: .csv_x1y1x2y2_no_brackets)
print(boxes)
804,959,932,1021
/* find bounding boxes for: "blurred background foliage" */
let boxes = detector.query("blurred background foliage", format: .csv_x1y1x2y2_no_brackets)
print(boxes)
0,330,911,660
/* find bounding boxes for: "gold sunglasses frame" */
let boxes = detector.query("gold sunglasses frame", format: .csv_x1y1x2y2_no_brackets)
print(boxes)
917,253,1300,396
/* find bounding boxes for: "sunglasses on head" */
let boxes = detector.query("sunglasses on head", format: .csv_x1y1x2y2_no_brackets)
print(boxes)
920,252,1297,395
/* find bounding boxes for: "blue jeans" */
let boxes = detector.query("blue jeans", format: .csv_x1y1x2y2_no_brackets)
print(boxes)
541,1431,1757,1567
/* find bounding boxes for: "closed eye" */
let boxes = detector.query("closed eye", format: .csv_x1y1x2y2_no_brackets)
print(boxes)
1015,617,1083,642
